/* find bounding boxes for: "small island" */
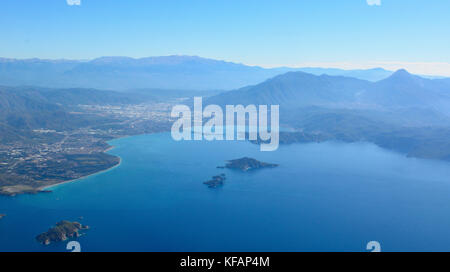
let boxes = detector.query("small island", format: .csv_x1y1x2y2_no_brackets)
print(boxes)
36,220,89,245
0,214,5,220
203,174,226,188
221,157,278,172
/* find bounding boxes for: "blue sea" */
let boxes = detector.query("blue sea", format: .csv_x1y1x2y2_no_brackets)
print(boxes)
1,132,450,252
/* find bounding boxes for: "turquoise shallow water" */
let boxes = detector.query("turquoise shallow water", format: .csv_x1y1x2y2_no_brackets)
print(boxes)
1,132,450,252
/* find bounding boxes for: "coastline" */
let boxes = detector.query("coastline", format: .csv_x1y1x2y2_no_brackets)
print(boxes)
38,144,122,191
0,131,168,196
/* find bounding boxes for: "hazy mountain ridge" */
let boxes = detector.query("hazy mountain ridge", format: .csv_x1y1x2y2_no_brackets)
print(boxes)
0,86,153,132
207,69,450,161
0,56,396,90
208,69,450,117
207,72,372,108
361,69,450,115
296,67,393,82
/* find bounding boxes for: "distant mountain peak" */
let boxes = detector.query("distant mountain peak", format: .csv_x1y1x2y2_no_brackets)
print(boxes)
391,69,412,78
379,68,421,84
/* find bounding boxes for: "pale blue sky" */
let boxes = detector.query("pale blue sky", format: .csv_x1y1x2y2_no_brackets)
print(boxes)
1,0,450,74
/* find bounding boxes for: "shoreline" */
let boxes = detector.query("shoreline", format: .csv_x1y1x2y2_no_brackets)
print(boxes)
0,131,167,196
38,144,123,191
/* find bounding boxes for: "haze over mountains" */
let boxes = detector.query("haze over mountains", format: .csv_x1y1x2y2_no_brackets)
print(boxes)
1,56,450,161
0,56,395,90
205,69,450,160
208,69,450,117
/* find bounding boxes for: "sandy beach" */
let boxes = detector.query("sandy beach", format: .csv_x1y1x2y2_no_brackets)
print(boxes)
38,145,122,191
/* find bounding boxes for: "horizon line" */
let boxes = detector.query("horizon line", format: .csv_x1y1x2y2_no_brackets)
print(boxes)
1,55,450,77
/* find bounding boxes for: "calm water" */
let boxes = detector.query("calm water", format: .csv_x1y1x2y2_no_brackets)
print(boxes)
1,132,450,252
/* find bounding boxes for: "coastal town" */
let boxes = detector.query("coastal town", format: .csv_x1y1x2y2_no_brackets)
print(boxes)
0,102,173,196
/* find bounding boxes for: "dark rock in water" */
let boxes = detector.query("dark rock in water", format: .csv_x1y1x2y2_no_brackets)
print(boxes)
0,214,5,220
36,220,89,245
206,158,277,188
221,157,278,172
204,174,226,188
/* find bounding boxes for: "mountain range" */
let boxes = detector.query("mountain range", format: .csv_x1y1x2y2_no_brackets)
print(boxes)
1,62,450,161
205,69,450,160
207,69,450,118
0,56,396,90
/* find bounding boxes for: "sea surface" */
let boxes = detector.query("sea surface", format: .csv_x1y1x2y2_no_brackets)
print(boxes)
1,132,450,252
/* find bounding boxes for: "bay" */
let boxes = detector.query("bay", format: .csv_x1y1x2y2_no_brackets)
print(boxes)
1,132,450,252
